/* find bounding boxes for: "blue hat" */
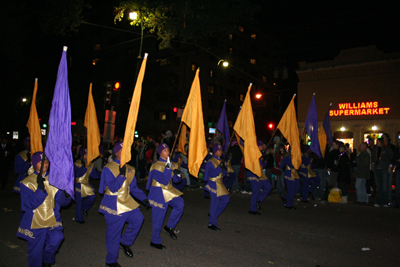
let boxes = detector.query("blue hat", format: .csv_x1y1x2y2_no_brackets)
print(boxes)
113,142,123,154
80,147,87,158
23,136,30,147
257,140,263,146
32,152,46,167
158,143,169,155
213,144,223,154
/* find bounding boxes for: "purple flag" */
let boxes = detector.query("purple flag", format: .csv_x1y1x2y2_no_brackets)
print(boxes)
304,94,321,158
216,100,230,152
45,46,74,199
323,104,333,146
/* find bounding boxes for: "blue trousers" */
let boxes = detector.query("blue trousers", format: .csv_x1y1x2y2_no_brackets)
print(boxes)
209,193,229,226
375,168,390,205
284,179,300,207
75,185,96,222
249,179,272,212
173,178,187,192
276,173,286,196
301,176,320,201
104,208,144,264
151,197,184,244
223,172,236,190
27,227,64,267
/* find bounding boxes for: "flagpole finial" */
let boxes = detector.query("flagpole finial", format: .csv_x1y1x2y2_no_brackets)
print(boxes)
224,99,227,102
249,83,252,86
63,46,68,51
144,53,148,58
293,93,297,97
330,103,332,106
35,78,38,82
313,93,315,95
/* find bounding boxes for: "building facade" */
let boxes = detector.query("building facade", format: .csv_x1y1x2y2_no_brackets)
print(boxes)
297,46,400,149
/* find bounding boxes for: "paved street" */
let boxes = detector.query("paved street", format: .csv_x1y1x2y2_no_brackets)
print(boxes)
1,176,399,267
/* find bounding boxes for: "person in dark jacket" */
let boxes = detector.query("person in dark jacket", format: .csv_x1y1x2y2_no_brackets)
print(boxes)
355,142,370,203
337,144,351,203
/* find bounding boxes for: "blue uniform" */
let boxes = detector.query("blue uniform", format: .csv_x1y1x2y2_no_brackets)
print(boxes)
280,155,300,208
170,153,187,191
147,158,184,244
247,158,272,212
13,150,33,194
99,159,147,264
299,155,321,201
222,154,237,190
204,156,230,226
17,171,71,267
74,161,101,222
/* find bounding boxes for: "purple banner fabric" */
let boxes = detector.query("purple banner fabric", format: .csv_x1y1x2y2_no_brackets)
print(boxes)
45,47,74,199
323,105,333,147
304,95,321,158
216,101,230,152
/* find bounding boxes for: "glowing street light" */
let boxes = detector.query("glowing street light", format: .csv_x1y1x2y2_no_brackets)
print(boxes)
372,126,377,131
255,93,262,99
218,59,229,67
22,98,27,102
340,127,346,131
129,11,138,20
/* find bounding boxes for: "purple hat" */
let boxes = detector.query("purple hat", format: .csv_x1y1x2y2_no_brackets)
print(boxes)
257,140,263,146
32,152,46,167
23,136,30,147
158,143,169,155
113,141,123,154
80,147,87,158
213,144,223,154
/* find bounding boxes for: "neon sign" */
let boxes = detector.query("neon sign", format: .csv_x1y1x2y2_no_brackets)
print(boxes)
330,101,390,116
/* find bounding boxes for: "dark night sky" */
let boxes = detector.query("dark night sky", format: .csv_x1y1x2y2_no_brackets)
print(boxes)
1,0,399,136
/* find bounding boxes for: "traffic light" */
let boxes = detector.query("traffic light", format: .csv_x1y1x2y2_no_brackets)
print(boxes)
112,81,121,106
267,123,274,130
173,107,177,113
105,82,112,106
42,123,48,128
113,82,120,91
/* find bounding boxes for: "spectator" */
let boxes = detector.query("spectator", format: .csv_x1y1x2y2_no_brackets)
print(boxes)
355,142,370,203
372,137,393,207
337,144,351,203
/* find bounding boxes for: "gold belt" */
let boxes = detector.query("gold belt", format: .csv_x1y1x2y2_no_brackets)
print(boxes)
104,186,139,215
151,180,183,203
208,175,229,197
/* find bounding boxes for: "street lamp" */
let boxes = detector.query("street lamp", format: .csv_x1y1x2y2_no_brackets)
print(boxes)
129,11,138,20
255,93,262,99
22,98,27,102
218,59,229,67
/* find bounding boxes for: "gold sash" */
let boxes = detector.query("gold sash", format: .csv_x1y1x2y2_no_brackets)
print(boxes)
18,150,28,161
226,154,234,173
307,159,317,178
22,174,59,229
150,161,183,202
74,161,94,197
104,162,139,215
208,174,229,197
27,166,35,176
285,165,300,180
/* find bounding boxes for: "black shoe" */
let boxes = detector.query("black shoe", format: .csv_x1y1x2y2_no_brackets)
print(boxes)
43,263,52,267
150,242,166,250
75,220,86,224
106,262,121,267
120,243,133,258
285,206,296,210
257,200,261,210
208,225,220,231
301,200,310,204
163,226,177,240
281,196,286,205
83,210,88,216
249,211,261,215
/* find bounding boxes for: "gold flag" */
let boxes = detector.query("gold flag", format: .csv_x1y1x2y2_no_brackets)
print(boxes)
120,54,148,166
181,69,207,177
178,124,187,155
277,95,301,169
84,83,101,165
26,78,43,156
318,125,327,158
233,84,262,177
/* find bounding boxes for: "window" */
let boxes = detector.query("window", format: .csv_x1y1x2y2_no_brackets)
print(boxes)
209,70,213,78
238,26,244,32
93,44,100,51
250,58,256,65
208,85,214,94
251,34,256,39
262,76,267,82
160,59,168,66
228,34,233,40
229,47,233,54
92,58,99,65
159,112,167,121
240,94,244,101
191,63,198,71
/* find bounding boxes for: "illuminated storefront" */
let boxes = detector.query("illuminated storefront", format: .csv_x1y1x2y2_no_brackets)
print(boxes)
296,46,400,152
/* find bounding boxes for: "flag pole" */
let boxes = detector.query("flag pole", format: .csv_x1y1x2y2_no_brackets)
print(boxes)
264,93,297,149
170,121,184,158
222,130,236,162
